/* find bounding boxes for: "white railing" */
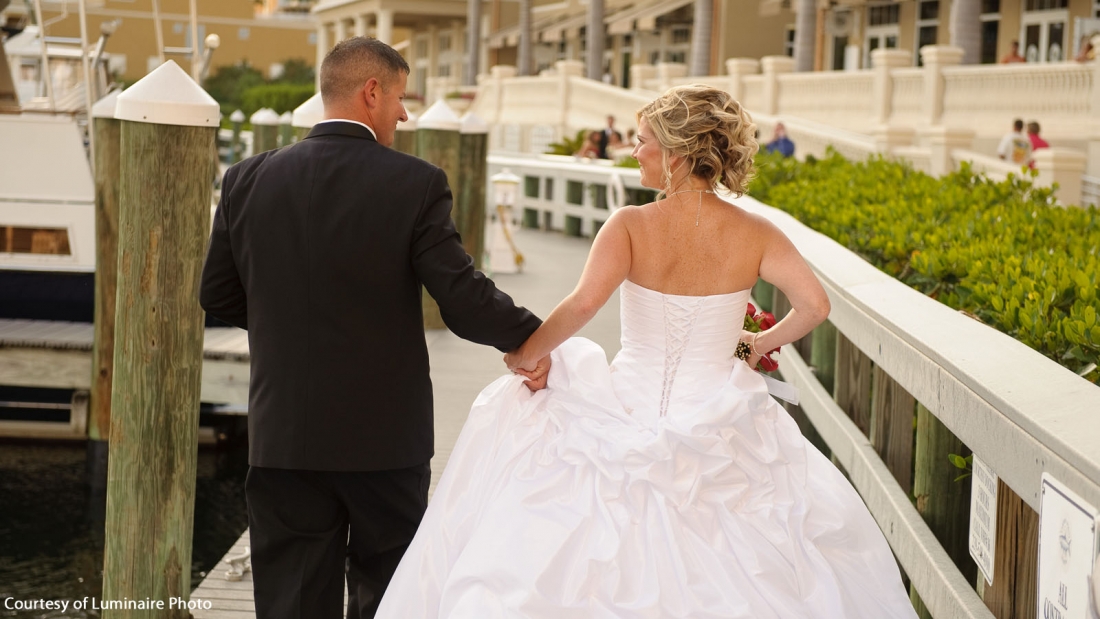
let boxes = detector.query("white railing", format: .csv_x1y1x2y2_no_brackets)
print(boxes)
889,68,925,128
952,148,1025,183
776,71,875,132
487,152,646,237
755,112,878,162
478,152,1100,619
741,75,766,112
941,63,1093,139
1083,175,1100,207
892,145,933,175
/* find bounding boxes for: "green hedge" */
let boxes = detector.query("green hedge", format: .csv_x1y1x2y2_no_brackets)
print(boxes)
748,149,1100,383
241,83,316,116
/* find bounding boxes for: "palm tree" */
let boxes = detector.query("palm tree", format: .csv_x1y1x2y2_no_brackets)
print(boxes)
950,0,981,64
793,0,817,71
587,0,605,80
518,0,532,76
466,0,481,85
689,0,713,76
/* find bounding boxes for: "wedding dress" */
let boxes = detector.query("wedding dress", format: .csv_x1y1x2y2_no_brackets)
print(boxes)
376,280,919,618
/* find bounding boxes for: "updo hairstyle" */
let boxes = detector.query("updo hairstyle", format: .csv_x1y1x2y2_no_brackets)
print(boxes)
637,85,758,196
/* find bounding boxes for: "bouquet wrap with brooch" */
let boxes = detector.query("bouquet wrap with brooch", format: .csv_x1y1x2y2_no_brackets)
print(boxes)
737,303,780,372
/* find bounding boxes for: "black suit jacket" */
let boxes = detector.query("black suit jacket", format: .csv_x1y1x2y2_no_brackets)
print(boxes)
200,121,541,471
597,128,622,159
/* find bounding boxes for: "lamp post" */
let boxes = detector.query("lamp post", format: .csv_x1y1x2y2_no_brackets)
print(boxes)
488,168,523,274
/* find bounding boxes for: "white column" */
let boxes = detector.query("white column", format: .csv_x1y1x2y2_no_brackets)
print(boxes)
1033,148,1088,207
922,126,974,177
919,45,964,127
761,55,795,115
871,48,911,125
376,9,394,44
354,14,368,38
725,58,759,103
315,22,330,90
335,18,348,44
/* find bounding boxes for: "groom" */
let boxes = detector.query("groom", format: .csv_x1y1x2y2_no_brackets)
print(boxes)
200,37,546,619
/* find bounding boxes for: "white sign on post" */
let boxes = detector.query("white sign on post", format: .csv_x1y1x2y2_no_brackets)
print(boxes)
968,454,998,585
1037,473,1100,619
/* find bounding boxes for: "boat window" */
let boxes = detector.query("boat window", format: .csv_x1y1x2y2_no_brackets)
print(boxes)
0,227,72,255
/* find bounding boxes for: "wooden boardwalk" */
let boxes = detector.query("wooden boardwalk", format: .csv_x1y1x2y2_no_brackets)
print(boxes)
190,228,618,617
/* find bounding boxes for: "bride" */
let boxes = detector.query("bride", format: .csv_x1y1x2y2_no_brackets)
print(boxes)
376,85,919,618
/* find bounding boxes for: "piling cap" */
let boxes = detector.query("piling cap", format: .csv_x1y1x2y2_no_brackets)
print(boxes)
491,168,521,185
229,109,245,123
114,60,219,126
279,111,294,124
292,93,324,129
251,108,280,125
395,111,418,132
460,111,489,135
91,88,122,119
417,100,460,131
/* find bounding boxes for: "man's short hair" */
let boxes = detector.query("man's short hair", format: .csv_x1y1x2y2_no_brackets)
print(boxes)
1027,121,1041,134
320,37,410,106
1013,118,1024,131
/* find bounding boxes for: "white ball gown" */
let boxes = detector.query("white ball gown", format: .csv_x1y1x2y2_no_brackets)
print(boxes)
376,279,919,618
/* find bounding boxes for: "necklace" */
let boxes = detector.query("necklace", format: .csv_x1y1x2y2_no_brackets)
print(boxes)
664,189,715,227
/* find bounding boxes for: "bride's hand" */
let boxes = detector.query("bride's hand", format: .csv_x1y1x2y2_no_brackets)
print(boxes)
739,330,763,369
503,354,550,391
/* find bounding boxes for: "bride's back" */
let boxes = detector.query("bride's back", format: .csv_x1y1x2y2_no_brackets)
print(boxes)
623,197,766,297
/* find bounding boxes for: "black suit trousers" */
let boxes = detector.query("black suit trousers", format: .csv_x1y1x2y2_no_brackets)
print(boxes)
245,464,431,619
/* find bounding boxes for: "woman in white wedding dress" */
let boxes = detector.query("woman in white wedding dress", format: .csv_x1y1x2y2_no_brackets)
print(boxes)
376,85,918,618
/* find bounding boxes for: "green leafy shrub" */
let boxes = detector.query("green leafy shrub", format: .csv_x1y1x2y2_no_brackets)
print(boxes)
749,148,1100,382
241,82,316,116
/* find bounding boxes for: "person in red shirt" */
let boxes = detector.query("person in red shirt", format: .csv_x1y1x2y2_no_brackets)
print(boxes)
1026,121,1048,169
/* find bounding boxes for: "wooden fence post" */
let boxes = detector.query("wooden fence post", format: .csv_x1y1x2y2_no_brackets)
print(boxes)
90,89,122,447
869,365,916,493
810,321,837,395
833,331,872,436
772,288,829,457
228,109,244,163
416,100,462,330
102,60,218,618
394,111,418,156
250,107,279,154
980,482,1039,619
910,403,977,617
458,113,489,270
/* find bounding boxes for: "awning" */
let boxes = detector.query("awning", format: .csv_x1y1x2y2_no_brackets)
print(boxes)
487,8,571,48
538,12,589,43
606,0,694,35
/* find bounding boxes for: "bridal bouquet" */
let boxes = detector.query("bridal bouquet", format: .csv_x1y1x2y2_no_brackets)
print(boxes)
739,303,780,372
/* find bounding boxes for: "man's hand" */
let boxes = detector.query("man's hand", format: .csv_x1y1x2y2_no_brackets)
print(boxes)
510,355,551,391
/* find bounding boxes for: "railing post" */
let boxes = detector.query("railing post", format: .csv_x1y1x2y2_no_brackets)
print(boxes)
250,107,280,154
394,111,418,156
725,58,760,104
833,332,872,436
90,89,121,447
488,65,516,149
922,126,975,177
416,100,462,330
870,49,914,154
869,366,916,492
910,403,977,618
291,92,322,141
919,45,964,128
1089,58,1100,179
104,60,218,618
655,62,687,92
761,56,795,116
980,481,1039,619
630,63,657,92
457,113,489,270
1032,148,1088,207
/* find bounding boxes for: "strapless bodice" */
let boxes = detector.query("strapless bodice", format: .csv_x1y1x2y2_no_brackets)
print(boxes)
609,279,751,421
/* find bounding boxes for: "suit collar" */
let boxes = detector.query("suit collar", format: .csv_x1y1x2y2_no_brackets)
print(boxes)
306,120,378,143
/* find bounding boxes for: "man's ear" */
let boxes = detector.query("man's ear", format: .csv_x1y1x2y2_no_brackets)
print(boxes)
361,77,381,109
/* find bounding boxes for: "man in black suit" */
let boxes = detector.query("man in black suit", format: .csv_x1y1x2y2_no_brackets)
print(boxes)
200,37,547,619
597,114,622,159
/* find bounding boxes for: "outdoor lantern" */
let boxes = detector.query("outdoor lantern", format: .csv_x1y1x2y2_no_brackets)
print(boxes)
491,168,521,209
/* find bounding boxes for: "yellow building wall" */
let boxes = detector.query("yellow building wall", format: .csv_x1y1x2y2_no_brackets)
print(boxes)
718,0,794,61
38,0,315,82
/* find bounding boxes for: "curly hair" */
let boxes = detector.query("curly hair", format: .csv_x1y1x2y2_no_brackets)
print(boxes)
637,85,758,196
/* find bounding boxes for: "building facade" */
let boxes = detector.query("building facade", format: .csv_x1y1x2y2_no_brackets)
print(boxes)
2,0,317,83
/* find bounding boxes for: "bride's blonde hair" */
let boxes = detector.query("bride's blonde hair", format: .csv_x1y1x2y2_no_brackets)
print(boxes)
637,85,758,196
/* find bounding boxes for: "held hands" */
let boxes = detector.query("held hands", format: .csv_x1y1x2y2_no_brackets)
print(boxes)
737,330,764,370
504,351,551,392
